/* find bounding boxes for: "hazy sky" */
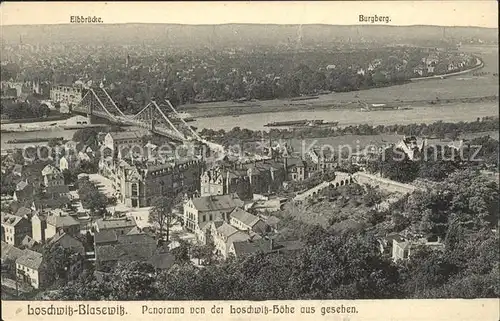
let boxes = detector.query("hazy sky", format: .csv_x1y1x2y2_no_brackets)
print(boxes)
1,1,498,28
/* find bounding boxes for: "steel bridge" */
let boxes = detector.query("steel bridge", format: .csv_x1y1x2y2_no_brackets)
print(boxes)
73,87,224,154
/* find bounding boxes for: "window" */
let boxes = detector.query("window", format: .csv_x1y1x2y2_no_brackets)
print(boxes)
131,183,138,196
203,215,206,222
209,214,213,221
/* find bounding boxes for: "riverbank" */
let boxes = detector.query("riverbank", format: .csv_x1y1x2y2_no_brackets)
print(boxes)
187,95,498,118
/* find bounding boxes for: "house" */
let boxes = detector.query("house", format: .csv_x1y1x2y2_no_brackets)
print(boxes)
59,155,78,171
261,215,282,232
16,249,45,289
229,208,268,234
247,195,287,213
1,241,25,274
44,185,70,199
285,157,308,181
48,230,85,255
31,196,72,212
1,213,32,246
305,149,336,172
31,212,46,243
12,164,23,177
15,206,33,219
392,236,445,262
183,194,244,232
229,238,304,259
45,209,80,240
41,165,64,187
200,159,286,200
413,66,425,76
395,136,425,160
13,181,34,202
99,156,202,208
93,216,137,236
103,130,149,152
211,222,261,259
77,151,91,162
21,235,39,249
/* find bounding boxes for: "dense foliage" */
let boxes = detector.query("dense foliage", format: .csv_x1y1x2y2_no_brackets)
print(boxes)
200,117,499,145
38,168,498,300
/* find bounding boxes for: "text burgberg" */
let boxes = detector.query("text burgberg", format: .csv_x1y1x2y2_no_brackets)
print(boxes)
359,15,391,23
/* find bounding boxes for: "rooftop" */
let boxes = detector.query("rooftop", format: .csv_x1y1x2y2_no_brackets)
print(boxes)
232,238,304,257
95,216,137,231
46,213,79,228
94,230,119,244
1,241,25,262
48,232,85,253
191,194,243,212
216,222,240,238
230,208,261,227
1,213,23,226
16,249,44,270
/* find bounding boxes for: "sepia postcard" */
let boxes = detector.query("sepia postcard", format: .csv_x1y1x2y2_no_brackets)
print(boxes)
0,1,499,320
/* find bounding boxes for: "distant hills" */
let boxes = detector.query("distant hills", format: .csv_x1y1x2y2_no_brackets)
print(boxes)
1,24,497,47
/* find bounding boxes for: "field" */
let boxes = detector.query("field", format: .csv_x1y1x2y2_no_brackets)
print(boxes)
184,45,499,118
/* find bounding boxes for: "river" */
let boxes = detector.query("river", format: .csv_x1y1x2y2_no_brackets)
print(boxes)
1,101,497,150
192,102,498,131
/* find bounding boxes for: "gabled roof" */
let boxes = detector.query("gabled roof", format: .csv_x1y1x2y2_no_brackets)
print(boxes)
16,180,29,191
232,238,304,257
48,232,85,253
126,226,144,236
21,235,38,248
46,213,79,228
191,194,243,212
216,222,239,238
264,216,281,226
94,230,118,244
33,196,71,210
1,241,25,262
1,213,23,226
15,207,32,218
16,249,44,270
230,208,261,227
42,164,61,176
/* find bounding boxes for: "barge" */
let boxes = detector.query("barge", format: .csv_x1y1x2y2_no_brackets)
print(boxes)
7,137,64,144
265,119,338,128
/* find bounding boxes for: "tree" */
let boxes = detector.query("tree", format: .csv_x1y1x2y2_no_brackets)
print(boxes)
171,239,191,264
289,232,401,299
148,194,183,243
77,177,108,216
41,244,80,286
190,245,205,265
108,261,158,300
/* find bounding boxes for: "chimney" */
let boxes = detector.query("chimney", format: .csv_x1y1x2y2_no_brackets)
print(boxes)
270,238,274,251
